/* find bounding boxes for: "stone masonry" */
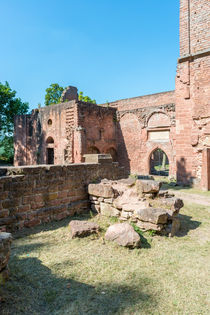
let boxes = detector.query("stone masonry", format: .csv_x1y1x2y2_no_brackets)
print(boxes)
0,156,124,232
0,232,12,282
14,0,210,190
88,178,184,237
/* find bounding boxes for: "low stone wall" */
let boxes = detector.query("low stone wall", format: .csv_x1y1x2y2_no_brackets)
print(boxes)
0,160,124,232
88,178,184,236
0,232,12,281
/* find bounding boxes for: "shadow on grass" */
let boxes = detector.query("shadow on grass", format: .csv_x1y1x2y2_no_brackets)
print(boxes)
177,214,201,237
140,234,151,249
14,213,92,239
1,256,157,315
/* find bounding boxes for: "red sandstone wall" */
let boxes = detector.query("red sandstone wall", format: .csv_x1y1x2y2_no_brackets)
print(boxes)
0,162,124,232
100,91,175,111
77,103,117,158
14,101,77,166
176,0,210,188
116,106,176,177
180,0,210,56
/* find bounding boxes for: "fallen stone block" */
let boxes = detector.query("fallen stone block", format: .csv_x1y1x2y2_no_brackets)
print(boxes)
170,217,181,237
69,220,99,238
134,208,168,224
136,220,163,232
136,179,161,195
105,223,140,248
122,200,148,212
100,202,120,217
88,183,114,198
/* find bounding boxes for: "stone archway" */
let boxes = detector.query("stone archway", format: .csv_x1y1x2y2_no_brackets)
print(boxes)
87,146,100,154
106,147,117,162
46,136,55,164
149,148,169,176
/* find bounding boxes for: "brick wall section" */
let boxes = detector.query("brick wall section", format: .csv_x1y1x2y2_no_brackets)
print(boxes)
116,104,176,177
78,102,117,158
100,91,175,111
180,0,210,56
176,0,210,187
0,162,125,232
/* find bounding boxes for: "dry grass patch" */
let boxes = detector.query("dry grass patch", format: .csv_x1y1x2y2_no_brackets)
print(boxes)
0,202,210,315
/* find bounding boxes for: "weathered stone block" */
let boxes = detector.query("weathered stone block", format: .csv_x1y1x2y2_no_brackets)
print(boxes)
69,220,99,238
136,180,161,195
105,223,140,248
88,183,114,198
136,220,163,232
134,208,168,224
100,202,120,217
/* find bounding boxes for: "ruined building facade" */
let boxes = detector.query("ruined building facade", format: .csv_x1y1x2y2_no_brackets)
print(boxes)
14,0,210,190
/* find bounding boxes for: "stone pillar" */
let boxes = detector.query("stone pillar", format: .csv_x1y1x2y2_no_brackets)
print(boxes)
73,126,86,163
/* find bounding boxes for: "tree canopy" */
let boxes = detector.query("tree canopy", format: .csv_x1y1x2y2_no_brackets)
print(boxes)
45,83,64,106
0,81,29,162
78,91,96,104
45,83,96,106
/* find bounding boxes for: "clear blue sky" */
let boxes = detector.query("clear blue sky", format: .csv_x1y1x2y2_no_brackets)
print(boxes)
0,0,179,111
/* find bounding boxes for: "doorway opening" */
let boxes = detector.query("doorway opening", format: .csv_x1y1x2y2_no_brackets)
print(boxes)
87,146,100,154
47,148,54,164
150,148,169,176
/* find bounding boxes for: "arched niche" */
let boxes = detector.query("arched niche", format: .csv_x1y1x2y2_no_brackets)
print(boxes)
149,148,169,176
87,146,100,154
106,147,117,162
147,112,170,129
46,136,54,144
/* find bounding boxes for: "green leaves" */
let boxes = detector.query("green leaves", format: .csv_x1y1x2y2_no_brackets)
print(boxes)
44,83,64,106
78,91,96,104
44,83,97,106
0,81,29,162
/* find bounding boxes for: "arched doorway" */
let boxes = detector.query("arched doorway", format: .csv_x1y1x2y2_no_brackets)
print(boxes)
150,148,169,176
106,147,117,162
87,146,100,154
46,137,54,164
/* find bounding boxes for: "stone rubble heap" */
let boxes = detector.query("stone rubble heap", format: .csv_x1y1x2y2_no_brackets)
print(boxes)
0,232,12,281
88,178,184,237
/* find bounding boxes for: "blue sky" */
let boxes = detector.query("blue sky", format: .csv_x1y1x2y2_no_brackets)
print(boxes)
0,0,179,111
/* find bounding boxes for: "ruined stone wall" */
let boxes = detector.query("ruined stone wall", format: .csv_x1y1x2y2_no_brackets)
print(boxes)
176,0,210,188
14,101,78,166
116,103,176,177
77,102,117,161
100,91,175,111
14,101,118,166
180,0,210,56
0,162,124,232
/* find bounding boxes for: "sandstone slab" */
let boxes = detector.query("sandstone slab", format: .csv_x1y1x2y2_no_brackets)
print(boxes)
136,180,161,194
69,220,99,238
105,223,140,248
136,220,163,232
134,208,168,224
100,202,120,217
88,183,114,198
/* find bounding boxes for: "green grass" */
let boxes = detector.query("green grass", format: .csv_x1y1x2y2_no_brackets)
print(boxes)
1,202,210,315
162,183,210,197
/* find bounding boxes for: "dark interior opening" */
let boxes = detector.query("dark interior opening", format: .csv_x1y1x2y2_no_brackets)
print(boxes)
47,148,54,164
150,148,169,176
87,146,100,154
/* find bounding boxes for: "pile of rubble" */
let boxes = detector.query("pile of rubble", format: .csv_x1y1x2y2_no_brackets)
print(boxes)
88,178,184,237
0,232,12,282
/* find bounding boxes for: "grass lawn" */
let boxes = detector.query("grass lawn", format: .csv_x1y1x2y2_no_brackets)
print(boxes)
1,202,210,315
